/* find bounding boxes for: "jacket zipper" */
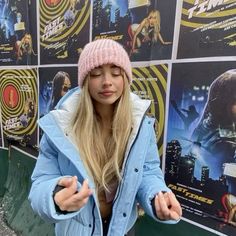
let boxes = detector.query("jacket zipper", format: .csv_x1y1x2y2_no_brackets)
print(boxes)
90,202,96,236
113,107,150,204
108,112,151,236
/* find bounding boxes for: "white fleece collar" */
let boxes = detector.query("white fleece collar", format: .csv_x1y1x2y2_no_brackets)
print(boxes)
50,89,151,134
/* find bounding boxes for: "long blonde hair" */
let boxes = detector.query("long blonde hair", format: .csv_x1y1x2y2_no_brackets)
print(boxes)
72,74,133,192
146,10,161,42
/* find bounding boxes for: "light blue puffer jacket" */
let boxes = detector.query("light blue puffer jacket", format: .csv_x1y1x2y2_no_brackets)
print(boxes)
29,87,176,236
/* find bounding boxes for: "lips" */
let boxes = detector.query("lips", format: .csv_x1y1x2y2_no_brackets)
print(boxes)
99,90,114,96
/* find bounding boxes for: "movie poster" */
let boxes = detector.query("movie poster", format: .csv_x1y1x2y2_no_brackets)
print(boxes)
165,61,236,235
0,0,38,65
39,66,78,117
0,68,38,154
92,0,176,61
39,0,90,64
177,0,236,59
131,64,168,157
39,66,78,138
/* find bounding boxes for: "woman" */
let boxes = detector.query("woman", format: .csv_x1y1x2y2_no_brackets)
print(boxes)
29,39,181,236
49,71,71,111
16,33,35,64
130,10,172,54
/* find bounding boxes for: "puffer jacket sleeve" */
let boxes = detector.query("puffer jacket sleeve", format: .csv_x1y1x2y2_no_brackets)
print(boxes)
136,121,177,224
28,134,82,223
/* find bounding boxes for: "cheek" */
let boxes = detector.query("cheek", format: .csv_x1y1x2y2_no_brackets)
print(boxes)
88,82,98,98
114,77,124,88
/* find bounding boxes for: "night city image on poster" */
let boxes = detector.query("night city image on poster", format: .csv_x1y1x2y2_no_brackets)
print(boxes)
165,61,236,235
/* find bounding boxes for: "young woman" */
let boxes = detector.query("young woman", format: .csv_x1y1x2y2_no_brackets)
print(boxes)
16,33,35,64
49,71,71,111
130,10,172,55
29,39,182,236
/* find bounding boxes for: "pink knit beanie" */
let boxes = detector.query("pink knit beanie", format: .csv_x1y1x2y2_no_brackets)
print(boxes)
78,39,132,87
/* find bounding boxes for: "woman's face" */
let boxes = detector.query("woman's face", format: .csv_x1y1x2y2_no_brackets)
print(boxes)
148,14,157,27
24,35,31,44
88,64,124,107
61,76,71,97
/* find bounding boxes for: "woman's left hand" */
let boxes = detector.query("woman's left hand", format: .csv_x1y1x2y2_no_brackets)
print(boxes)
154,191,182,221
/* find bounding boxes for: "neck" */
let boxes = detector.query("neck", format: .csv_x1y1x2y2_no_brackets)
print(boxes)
94,103,114,128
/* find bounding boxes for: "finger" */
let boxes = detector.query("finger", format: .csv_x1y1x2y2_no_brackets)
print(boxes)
54,176,78,204
60,180,92,212
155,192,171,220
169,210,181,221
58,176,76,188
61,193,90,212
167,192,182,217
154,194,162,219
79,179,93,197
72,179,93,201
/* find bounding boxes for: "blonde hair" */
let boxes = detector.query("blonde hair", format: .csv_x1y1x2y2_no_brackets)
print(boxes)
20,33,33,54
72,74,133,192
147,10,161,37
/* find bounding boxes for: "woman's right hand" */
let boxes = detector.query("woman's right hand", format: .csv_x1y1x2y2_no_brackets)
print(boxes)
54,176,93,212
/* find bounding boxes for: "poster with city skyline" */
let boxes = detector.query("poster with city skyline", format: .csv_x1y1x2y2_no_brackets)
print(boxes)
131,64,168,158
0,0,37,65
165,61,236,235
92,0,176,61
177,0,236,59
39,0,90,64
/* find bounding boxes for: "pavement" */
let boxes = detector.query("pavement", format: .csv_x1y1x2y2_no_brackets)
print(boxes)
0,202,17,236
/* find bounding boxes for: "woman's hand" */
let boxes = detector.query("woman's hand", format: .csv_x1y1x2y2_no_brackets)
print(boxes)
154,191,182,221
54,176,93,212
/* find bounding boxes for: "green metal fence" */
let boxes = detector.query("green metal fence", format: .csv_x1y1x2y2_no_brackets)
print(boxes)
0,146,219,236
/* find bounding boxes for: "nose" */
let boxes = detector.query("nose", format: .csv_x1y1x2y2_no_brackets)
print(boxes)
102,73,112,86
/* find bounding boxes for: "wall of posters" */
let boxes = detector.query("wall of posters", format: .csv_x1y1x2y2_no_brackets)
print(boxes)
39,0,90,64
177,0,236,59
165,61,236,235
0,0,235,234
0,68,38,154
0,0,38,65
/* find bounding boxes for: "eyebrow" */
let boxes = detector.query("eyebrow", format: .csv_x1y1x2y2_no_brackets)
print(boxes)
110,64,120,68
92,64,120,69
